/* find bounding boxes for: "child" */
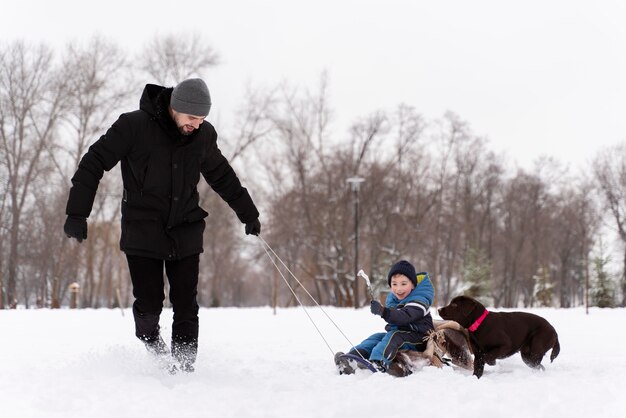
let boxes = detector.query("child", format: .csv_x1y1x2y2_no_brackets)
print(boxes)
336,260,434,376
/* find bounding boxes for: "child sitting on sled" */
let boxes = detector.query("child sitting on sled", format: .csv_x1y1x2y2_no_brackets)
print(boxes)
335,260,434,376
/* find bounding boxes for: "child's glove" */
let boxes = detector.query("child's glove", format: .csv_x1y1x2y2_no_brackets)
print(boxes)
370,300,384,316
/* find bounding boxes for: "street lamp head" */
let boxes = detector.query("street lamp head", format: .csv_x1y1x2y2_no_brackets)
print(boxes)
346,176,365,191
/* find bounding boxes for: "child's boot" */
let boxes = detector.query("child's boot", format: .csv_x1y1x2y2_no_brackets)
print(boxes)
334,352,356,375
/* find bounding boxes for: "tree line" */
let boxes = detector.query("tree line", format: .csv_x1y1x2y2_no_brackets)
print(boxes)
0,36,623,310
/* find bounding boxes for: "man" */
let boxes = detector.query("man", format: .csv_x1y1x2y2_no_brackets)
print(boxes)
64,78,261,372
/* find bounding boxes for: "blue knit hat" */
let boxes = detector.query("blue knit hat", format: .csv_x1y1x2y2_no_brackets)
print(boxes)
387,260,417,286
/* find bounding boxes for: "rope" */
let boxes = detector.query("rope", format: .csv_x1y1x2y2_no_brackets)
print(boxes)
257,235,364,360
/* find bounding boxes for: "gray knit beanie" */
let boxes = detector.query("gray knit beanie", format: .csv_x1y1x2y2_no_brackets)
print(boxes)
170,78,212,117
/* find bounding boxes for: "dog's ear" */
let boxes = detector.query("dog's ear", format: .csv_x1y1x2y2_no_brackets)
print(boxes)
449,296,463,308
459,296,478,317
461,305,474,317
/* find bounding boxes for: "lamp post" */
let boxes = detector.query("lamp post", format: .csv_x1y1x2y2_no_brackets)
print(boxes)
347,176,365,308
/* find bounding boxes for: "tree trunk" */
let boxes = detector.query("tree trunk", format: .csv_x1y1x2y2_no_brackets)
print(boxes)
622,248,626,307
0,269,4,309
7,208,20,308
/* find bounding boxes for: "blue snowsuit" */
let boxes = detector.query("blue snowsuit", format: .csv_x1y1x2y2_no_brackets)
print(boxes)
351,272,435,365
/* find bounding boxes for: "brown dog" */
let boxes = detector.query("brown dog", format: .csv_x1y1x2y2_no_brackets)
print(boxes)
438,295,560,378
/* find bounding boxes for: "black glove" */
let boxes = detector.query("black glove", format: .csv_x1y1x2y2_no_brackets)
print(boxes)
370,300,384,316
64,215,87,243
245,218,261,236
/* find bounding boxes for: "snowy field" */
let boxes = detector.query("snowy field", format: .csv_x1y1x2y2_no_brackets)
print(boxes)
1,305,624,418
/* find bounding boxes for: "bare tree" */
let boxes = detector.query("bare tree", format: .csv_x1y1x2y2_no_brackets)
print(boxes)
0,41,69,307
227,83,278,164
361,105,430,295
138,32,219,86
0,37,607,310
0,156,9,308
593,144,626,306
61,36,134,168
550,182,598,307
423,112,474,304
196,190,241,307
260,79,360,307
54,36,134,308
495,170,546,307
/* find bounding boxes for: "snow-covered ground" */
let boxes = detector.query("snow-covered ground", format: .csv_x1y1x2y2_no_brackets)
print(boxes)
1,305,624,418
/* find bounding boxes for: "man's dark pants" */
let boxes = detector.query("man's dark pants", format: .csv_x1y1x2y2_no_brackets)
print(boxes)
126,253,200,366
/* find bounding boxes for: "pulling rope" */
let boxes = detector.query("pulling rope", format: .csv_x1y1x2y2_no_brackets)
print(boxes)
257,235,362,359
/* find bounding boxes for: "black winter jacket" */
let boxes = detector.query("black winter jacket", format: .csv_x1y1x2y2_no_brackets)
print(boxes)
66,84,259,260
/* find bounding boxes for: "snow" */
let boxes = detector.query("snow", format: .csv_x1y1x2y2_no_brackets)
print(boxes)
1,306,624,418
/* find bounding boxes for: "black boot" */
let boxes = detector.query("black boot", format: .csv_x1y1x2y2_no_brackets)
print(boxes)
172,336,197,373
139,334,169,356
139,333,177,374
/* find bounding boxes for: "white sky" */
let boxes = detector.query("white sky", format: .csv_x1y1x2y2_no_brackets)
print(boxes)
2,0,625,169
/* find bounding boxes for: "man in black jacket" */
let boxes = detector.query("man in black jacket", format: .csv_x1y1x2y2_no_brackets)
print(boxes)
64,78,261,372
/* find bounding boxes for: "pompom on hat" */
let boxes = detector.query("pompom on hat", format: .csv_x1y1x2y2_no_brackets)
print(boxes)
170,78,212,117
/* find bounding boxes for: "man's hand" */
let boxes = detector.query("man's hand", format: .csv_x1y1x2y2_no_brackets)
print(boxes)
245,219,261,236
64,215,87,243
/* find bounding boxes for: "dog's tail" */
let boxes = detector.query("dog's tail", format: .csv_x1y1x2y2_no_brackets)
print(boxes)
550,336,560,362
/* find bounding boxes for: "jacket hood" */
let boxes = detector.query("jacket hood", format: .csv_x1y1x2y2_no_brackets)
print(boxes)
139,84,172,117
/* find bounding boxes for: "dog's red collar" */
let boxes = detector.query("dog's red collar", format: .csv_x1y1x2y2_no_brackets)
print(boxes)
468,309,489,332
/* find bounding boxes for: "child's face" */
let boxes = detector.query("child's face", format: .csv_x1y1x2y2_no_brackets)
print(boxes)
390,274,415,299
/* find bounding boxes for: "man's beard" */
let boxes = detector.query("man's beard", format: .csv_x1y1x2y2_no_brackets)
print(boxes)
178,125,195,136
